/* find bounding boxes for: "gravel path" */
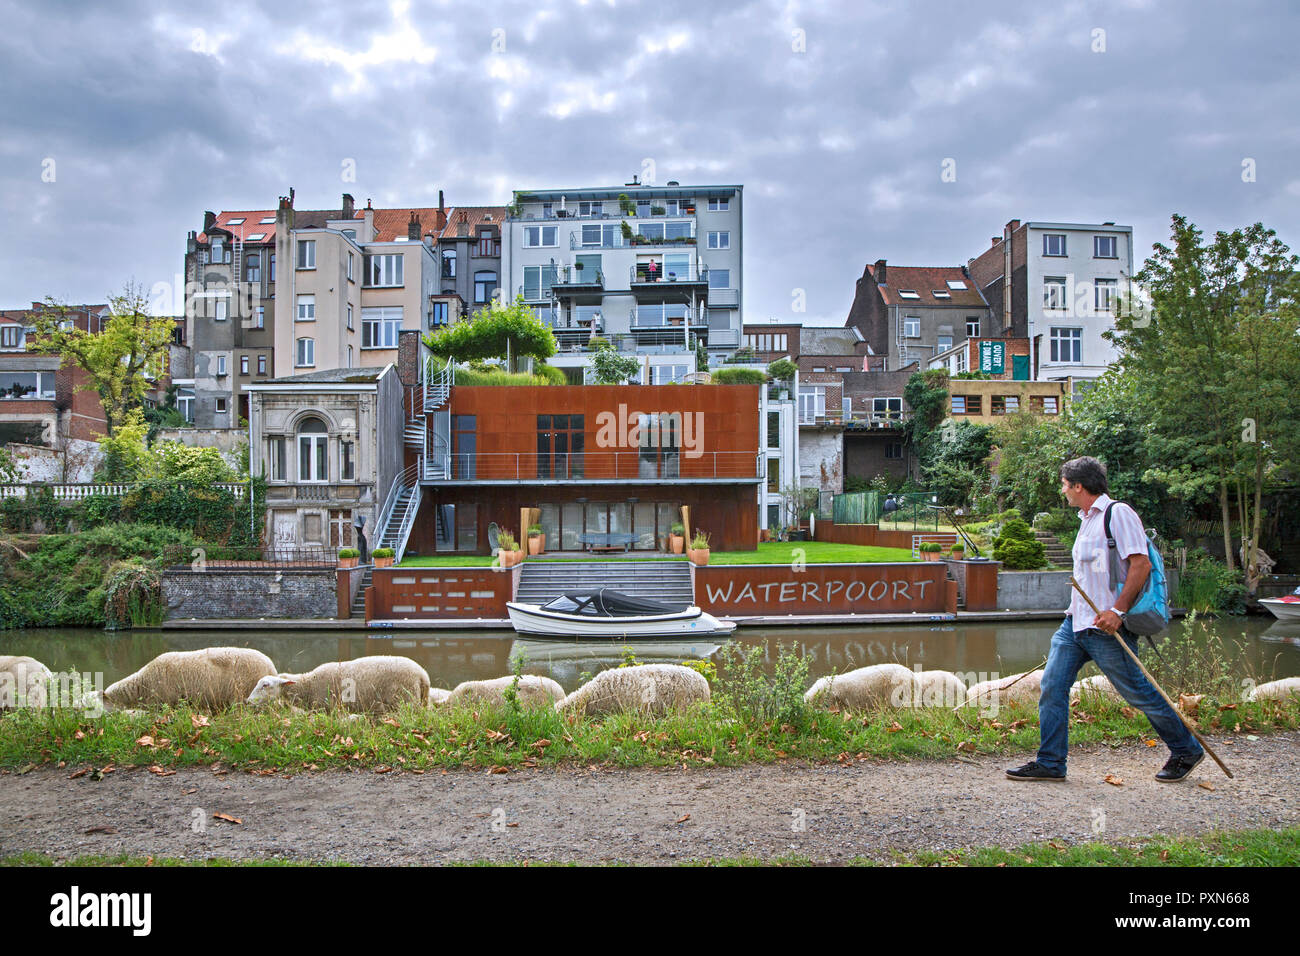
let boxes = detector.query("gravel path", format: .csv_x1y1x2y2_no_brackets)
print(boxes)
3,733,1297,864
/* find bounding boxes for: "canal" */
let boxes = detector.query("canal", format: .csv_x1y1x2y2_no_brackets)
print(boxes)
3,617,1298,695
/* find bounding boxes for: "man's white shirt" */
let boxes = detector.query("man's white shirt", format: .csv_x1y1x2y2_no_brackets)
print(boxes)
1068,493,1148,633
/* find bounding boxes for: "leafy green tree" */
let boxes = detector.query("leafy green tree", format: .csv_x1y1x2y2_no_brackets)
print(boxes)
589,339,642,385
29,283,175,436
767,358,798,383
95,407,151,480
423,295,556,371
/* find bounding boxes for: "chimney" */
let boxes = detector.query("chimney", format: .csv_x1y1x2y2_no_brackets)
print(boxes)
1006,219,1021,233
457,210,468,237
408,212,421,241
438,190,445,222
203,211,216,232
423,232,435,248
991,237,999,248
873,259,887,283
342,193,355,219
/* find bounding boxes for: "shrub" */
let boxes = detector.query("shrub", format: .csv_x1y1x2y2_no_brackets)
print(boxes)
714,642,812,729
498,532,519,551
767,358,798,382
338,547,359,559
691,531,710,550
1174,548,1247,615
103,560,164,629
992,516,1046,569
371,547,395,558
527,523,542,536
671,522,684,535
711,367,767,385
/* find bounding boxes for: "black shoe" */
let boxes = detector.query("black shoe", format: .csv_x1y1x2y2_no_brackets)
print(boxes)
1155,752,1205,782
1005,760,1066,781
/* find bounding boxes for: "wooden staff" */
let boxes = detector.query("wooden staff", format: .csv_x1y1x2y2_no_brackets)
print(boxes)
1069,576,1232,779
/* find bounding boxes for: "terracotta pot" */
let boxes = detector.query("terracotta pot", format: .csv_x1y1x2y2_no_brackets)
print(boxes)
691,548,710,566
339,557,358,569
671,535,685,554
514,549,525,565
923,551,939,562
528,536,543,555
374,556,394,568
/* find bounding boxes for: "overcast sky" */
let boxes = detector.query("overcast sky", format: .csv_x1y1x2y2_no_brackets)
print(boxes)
2,0,1296,325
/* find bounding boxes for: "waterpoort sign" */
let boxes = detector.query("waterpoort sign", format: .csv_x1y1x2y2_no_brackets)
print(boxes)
695,564,953,615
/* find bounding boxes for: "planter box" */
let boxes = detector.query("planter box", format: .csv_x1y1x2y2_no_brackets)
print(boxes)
338,557,358,569
373,556,394,568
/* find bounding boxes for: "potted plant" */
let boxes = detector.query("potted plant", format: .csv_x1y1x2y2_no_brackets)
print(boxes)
920,542,942,562
527,523,545,555
689,530,711,565
950,542,965,559
498,531,521,567
651,204,666,216
372,547,395,568
670,522,685,554
338,547,359,569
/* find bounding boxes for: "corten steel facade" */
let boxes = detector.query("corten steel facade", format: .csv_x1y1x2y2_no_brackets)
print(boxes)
406,383,762,554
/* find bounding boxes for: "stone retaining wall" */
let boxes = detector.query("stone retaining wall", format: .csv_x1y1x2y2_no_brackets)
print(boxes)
163,569,339,621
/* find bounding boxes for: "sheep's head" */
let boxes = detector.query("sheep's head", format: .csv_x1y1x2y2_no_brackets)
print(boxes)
247,675,295,705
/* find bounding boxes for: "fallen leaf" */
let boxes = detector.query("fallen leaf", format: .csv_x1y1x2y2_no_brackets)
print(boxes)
885,721,904,733
382,717,399,728
183,788,197,795
506,822,519,828
531,738,552,750
676,814,691,824
1145,739,1159,747
1159,849,1170,861
83,825,117,835
73,730,85,740
213,813,242,825
374,765,393,774
1008,719,1028,731
190,714,209,729
1198,781,1215,791
68,768,89,779
1218,703,1238,712
1047,841,1066,852
135,735,155,748
1120,706,1137,719
1104,774,1124,786
16,763,37,775
147,765,176,776
956,740,977,753
490,766,509,774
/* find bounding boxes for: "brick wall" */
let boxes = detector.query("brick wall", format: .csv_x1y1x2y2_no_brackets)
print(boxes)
163,569,339,620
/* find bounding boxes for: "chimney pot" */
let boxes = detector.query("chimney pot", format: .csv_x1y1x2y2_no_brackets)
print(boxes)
991,237,999,247
873,259,887,283
408,212,422,241
1006,219,1021,232
342,193,355,219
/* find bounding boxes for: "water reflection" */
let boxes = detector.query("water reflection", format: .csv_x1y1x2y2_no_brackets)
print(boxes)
1,617,1296,695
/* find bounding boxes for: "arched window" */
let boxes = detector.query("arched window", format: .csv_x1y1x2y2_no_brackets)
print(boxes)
298,417,328,483
474,270,497,304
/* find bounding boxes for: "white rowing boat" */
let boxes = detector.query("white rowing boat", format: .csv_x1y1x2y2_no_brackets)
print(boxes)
1259,596,1300,623
507,588,737,639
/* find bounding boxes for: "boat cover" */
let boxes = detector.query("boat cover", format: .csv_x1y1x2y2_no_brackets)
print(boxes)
539,588,688,617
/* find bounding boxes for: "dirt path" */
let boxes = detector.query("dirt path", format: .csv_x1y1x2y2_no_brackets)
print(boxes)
3,733,1297,864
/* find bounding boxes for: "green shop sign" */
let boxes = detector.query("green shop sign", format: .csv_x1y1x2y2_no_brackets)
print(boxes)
979,340,1005,374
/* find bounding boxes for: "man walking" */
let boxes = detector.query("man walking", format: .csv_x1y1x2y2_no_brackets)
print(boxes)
1006,456,1205,782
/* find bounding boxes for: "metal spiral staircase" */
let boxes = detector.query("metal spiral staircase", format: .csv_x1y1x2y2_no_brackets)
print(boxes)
374,356,454,562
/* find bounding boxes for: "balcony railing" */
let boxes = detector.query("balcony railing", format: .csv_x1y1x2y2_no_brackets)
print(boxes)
629,263,707,284
519,204,697,222
0,482,249,500
795,409,913,427
422,451,762,482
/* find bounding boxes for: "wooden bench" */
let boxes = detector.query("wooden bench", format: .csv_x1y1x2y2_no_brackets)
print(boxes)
578,532,637,553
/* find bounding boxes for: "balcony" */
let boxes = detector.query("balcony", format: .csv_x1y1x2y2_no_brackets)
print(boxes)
629,263,708,295
421,450,761,484
550,264,605,298
519,202,697,223
796,408,912,428
708,288,739,308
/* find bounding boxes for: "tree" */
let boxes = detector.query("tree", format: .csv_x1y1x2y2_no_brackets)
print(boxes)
589,339,642,385
423,295,556,372
1109,215,1300,580
28,283,174,437
767,358,798,383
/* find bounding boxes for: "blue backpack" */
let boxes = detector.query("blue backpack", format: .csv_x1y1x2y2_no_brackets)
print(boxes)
1104,503,1171,636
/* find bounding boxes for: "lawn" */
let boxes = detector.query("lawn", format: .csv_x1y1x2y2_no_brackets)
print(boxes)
395,555,497,567
709,542,917,564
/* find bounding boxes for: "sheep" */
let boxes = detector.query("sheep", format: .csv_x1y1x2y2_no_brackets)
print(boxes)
104,647,276,711
804,663,918,711
1070,674,1125,704
446,675,564,710
911,669,967,708
556,664,710,717
1248,676,1300,702
246,656,431,714
428,687,452,707
965,669,1045,709
0,655,52,710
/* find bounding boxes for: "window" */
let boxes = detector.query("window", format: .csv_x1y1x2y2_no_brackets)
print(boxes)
0,371,55,398
707,231,730,249
259,216,275,225
708,269,730,289
937,335,952,352
767,457,780,492
1050,327,1082,363
542,202,553,218
227,218,245,226
1044,277,1067,310
955,348,967,374
364,254,403,287
898,290,920,299
452,414,477,479
967,317,980,338
297,418,328,483
347,252,354,281
341,441,355,481
813,366,827,373
1094,278,1117,313
240,355,249,375
873,397,903,420
522,225,557,247
885,442,903,460
258,355,266,375
296,239,316,269
296,295,315,322
430,301,448,328
1031,395,1060,414
253,305,264,329
213,298,227,322
581,223,622,247
708,197,729,211
1094,235,1117,258
798,386,826,421
947,279,967,290
1,326,22,349
177,388,194,423
932,289,951,299
767,411,780,448
522,265,554,301
347,304,353,331
636,199,651,218
578,200,602,217
474,271,498,304
650,365,688,385
441,248,456,278
476,231,498,256
216,397,227,414
954,395,983,415
903,316,920,338
991,395,1020,415
246,254,260,282
296,337,315,367
211,238,224,261
347,345,354,367
1043,234,1067,256
269,254,276,281
362,307,402,349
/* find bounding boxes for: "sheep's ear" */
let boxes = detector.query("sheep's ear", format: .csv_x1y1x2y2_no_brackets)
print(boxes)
281,679,296,686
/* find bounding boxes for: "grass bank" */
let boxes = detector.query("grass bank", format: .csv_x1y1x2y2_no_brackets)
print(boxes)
2,695,1295,772
709,542,916,564
6,828,1297,866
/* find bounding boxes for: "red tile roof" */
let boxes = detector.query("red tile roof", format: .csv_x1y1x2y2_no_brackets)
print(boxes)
370,207,446,243
438,206,508,240
867,264,988,308
200,210,280,245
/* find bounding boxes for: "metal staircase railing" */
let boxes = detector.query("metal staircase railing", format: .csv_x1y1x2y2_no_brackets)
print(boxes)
375,462,422,563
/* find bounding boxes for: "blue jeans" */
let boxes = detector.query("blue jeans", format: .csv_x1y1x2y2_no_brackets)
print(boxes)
1037,615,1203,774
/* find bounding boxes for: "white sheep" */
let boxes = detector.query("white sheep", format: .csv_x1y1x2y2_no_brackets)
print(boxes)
104,647,276,711
446,675,564,709
1248,676,1300,702
1071,674,1125,704
804,663,918,711
965,669,1045,709
0,655,52,710
911,669,968,708
247,656,431,714
428,687,452,707
556,664,710,717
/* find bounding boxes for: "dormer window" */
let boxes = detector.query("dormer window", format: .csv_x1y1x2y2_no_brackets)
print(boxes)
259,216,275,224
898,290,920,299
946,279,967,290
932,290,951,299
227,218,245,225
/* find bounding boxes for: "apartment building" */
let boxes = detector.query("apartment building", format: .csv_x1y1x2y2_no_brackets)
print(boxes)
845,260,993,372
503,181,743,383
967,219,1135,386
929,336,1033,380
433,197,507,323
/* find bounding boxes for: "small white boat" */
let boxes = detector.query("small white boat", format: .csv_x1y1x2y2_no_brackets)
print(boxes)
507,588,737,639
1259,596,1300,623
